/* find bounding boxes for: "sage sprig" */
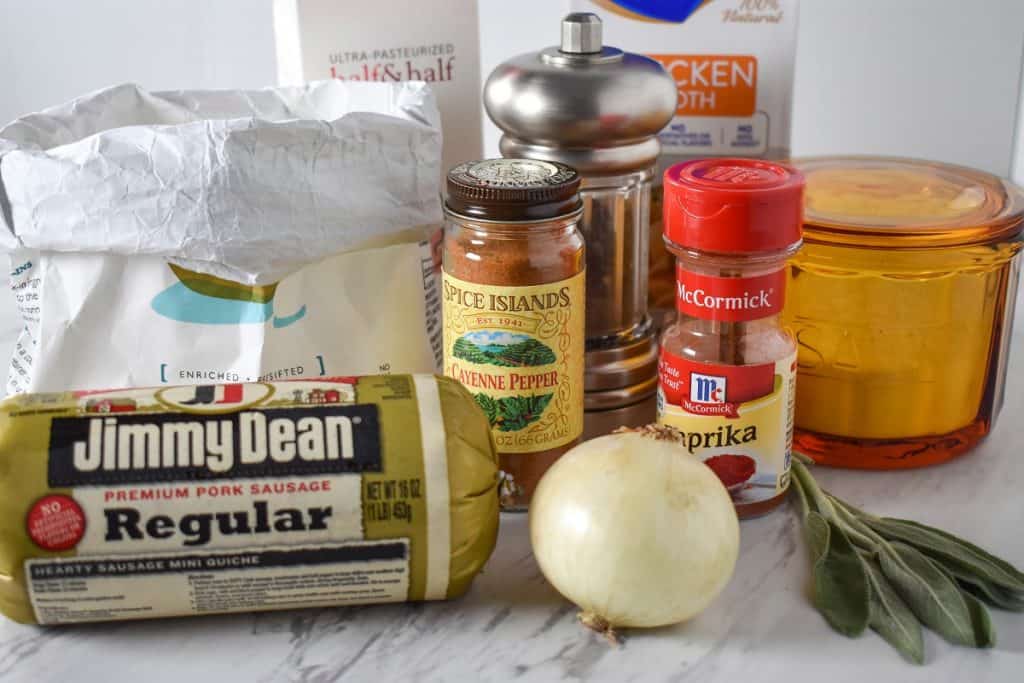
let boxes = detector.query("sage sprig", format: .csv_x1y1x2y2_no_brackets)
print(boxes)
790,460,1022,664
861,555,924,664
791,462,870,637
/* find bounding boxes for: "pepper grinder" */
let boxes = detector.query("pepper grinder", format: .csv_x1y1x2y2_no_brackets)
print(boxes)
484,12,677,437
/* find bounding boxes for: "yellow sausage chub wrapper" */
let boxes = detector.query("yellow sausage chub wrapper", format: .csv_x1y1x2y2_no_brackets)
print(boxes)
0,375,499,624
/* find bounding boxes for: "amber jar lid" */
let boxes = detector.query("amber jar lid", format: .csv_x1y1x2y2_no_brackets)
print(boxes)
445,158,582,222
794,156,1024,248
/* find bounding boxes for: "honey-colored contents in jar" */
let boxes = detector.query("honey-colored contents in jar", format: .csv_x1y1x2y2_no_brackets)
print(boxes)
784,157,1023,469
787,241,1016,440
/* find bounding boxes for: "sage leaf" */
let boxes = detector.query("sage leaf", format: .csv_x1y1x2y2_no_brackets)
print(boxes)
865,517,1024,593
960,588,997,648
811,516,870,637
805,510,830,561
863,557,925,664
962,581,1024,613
930,555,1024,612
924,557,995,647
879,541,986,647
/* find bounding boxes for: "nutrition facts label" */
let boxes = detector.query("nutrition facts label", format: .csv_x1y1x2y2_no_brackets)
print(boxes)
25,540,410,624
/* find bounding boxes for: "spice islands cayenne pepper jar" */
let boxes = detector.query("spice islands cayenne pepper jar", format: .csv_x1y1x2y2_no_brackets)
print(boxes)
657,159,805,518
442,159,585,510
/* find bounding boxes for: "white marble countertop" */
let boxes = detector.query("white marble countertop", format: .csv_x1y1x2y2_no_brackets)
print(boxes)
2,300,1023,682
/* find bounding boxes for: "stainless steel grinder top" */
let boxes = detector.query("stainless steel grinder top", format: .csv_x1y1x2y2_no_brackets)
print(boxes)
484,12,677,434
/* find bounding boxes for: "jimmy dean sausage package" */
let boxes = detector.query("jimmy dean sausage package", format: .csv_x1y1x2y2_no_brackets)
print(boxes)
0,375,499,625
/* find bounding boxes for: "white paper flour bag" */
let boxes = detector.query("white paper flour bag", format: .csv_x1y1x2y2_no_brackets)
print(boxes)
0,81,444,393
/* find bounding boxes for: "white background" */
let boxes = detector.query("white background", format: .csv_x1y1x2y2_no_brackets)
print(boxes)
1,0,1022,181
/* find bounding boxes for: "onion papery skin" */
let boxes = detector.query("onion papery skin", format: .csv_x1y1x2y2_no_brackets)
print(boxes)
529,431,740,628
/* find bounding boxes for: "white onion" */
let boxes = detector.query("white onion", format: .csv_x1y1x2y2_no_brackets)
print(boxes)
529,426,740,639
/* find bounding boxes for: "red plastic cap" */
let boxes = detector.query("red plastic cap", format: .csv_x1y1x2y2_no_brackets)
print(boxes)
663,158,805,254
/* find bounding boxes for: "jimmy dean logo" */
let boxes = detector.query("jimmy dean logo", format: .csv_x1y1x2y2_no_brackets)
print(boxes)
677,282,772,311
47,406,381,487
443,280,572,313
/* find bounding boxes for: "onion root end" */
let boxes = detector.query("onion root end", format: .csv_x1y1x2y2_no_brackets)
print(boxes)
578,611,622,646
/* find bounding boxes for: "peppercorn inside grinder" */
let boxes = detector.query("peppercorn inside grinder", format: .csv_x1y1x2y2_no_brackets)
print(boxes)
484,13,677,437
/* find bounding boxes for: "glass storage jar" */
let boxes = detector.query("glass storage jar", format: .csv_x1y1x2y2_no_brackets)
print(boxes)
783,156,1023,469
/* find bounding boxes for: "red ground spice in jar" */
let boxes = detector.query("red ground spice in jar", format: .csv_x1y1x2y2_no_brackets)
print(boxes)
442,159,586,510
657,158,805,518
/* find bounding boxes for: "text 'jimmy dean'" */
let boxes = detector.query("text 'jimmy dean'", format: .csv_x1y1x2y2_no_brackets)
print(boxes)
47,405,382,487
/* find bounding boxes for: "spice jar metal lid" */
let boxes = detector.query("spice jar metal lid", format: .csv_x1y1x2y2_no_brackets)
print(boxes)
796,156,1024,249
663,158,805,255
445,158,583,222
483,13,677,175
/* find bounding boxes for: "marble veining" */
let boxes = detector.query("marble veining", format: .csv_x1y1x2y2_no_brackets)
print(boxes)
1,297,1023,682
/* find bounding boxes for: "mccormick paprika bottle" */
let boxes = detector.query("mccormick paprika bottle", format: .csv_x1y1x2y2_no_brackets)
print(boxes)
442,158,586,510
657,159,805,518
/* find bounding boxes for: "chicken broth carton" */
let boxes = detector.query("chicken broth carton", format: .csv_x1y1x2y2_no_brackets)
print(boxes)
273,0,483,173
571,0,799,316
575,0,798,160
